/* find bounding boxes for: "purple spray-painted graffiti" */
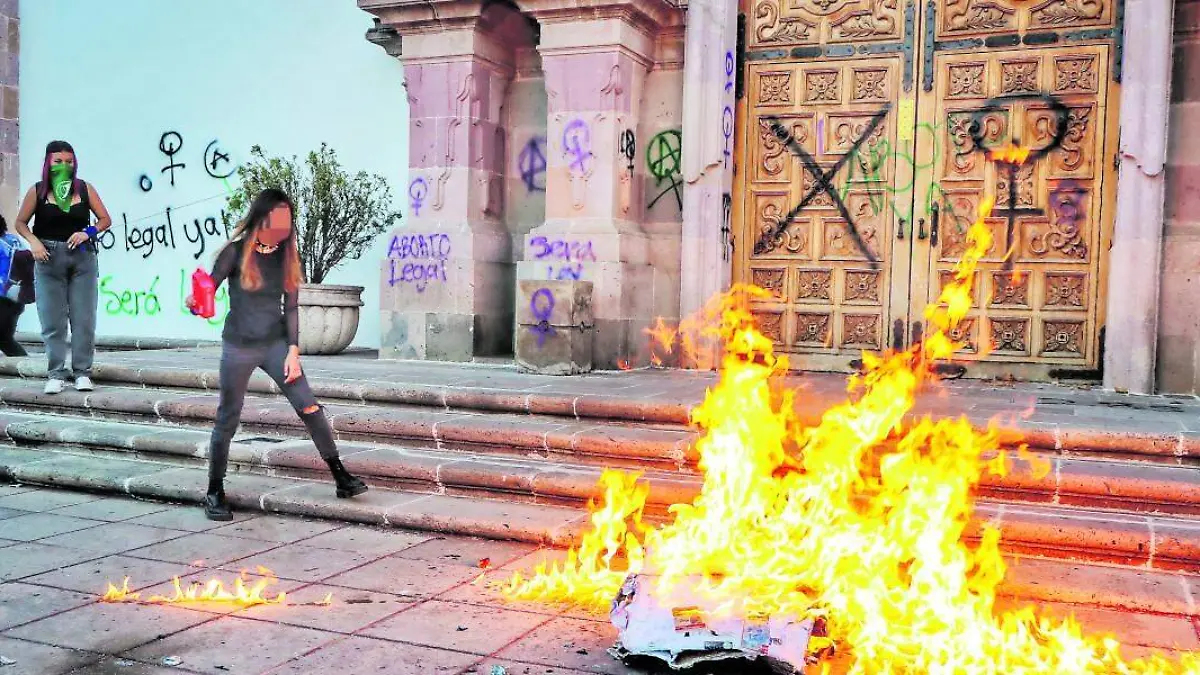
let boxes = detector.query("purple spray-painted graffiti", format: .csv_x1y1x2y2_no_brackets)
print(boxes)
531,235,597,281
529,287,556,347
724,51,735,168
562,119,593,174
387,233,450,292
408,178,429,216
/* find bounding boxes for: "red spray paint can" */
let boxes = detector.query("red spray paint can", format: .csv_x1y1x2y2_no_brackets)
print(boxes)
191,268,216,319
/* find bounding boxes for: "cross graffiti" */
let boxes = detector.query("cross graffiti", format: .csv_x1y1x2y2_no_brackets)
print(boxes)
755,106,891,269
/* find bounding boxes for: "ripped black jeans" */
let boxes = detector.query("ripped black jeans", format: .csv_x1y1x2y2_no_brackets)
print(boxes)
207,339,339,485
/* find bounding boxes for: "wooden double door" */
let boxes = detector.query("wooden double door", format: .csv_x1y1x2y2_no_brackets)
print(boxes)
733,0,1122,378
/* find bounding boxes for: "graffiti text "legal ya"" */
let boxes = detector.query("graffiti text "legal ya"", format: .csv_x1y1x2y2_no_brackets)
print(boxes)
387,233,451,293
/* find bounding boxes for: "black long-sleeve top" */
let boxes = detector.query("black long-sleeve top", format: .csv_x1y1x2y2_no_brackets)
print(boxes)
210,240,300,348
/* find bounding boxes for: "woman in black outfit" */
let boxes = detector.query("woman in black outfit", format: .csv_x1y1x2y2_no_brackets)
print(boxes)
188,188,367,521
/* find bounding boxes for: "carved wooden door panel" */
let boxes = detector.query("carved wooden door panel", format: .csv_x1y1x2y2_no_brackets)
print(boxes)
736,0,918,371
735,0,1121,378
909,0,1120,377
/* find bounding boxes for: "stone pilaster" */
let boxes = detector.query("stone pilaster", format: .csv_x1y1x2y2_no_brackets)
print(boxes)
376,26,517,361
521,5,683,368
0,0,17,221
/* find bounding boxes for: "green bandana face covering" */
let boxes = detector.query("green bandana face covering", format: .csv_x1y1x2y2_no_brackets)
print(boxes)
49,164,73,213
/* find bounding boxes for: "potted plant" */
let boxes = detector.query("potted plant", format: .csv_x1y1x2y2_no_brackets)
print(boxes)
223,144,402,355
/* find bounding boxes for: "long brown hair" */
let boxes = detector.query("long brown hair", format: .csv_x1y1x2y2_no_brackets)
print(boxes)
221,188,302,293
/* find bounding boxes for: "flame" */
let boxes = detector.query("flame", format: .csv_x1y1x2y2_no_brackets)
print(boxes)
617,358,633,371
988,144,1032,165
102,567,289,607
505,200,1200,673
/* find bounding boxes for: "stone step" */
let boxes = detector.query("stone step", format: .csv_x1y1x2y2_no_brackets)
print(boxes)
2,410,1199,571
3,362,1199,463
0,378,694,470
2,401,1199,520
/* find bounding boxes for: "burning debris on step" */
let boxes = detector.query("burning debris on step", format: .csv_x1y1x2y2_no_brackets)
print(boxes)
607,574,822,673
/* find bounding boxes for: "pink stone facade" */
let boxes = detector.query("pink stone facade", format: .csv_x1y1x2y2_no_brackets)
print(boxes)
0,0,16,221
363,0,1199,394
1157,0,1200,392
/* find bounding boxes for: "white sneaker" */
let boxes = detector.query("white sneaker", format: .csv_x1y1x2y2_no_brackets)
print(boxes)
74,376,94,392
43,379,65,395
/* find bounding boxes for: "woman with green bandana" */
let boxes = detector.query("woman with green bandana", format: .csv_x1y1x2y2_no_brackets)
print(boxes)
13,140,113,394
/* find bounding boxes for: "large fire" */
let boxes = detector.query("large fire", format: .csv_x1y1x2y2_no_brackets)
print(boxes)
506,198,1200,673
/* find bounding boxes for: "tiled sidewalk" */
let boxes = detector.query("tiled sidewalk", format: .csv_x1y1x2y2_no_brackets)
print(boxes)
1,484,1198,674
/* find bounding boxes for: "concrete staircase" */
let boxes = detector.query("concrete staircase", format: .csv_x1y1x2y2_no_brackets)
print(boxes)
0,357,1197,571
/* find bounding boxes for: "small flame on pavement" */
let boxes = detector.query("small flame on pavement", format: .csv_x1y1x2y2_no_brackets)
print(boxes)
101,566,294,607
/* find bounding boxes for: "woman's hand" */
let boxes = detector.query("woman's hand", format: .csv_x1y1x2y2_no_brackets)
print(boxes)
283,350,303,384
29,241,49,262
66,231,90,250
184,295,197,313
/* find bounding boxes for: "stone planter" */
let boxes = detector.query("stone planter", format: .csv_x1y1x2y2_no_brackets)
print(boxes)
297,283,363,355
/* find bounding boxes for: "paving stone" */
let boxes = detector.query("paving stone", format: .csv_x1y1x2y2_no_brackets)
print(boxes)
50,497,172,523
22,554,202,595
34,522,191,556
124,533,279,567
267,635,478,674
213,543,375,583
123,616,331,674
0,506,29,520
62,656,193,675
0,513,104,542
0,488,103,512
0,483,36,497
0,635,99,675
0,542,106,582
0,583,93,631
234,584,415,634
361,599,551,654
471,659,591,675
299,525,432,556
121,508,257,533
393,535,538,569
494,616,630,674
204,514,340,544
384,493,586,546
322,555,482,597
4,601,214,654
435,568,565,618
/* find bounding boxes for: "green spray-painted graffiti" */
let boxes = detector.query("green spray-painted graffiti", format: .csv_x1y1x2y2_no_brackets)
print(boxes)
837,120,955,226
100,276,162,317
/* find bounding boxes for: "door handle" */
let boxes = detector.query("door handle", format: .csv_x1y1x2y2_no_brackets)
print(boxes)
892,319,905,351
930,202,940,247
917,217,927,240
897,217,906,240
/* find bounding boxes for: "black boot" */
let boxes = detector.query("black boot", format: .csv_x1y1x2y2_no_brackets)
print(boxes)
325,457,368,498
204,480,233,521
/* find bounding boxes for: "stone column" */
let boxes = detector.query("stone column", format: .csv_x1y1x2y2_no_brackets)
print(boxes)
521,6,681,368
378,27,516,361
1104,0,1178,393
0,0,17,220
679,0,738,321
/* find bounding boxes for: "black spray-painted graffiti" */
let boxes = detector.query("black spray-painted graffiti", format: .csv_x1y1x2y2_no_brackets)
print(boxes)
530,235,597,281
138,131,237,194
563,119,593,174
721,193,733,262
970,92,1068,269
96,208,232,260
159,132,186,187
518,137,548,193
529,287,555,347
759,107,891,268
619,129,637,175
387,233,451,292
647,130,683,211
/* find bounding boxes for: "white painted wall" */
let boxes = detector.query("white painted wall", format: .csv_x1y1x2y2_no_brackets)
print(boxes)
18,0,408,347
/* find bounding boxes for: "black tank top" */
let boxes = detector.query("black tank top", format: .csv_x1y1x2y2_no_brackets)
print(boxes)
32,181,91,242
